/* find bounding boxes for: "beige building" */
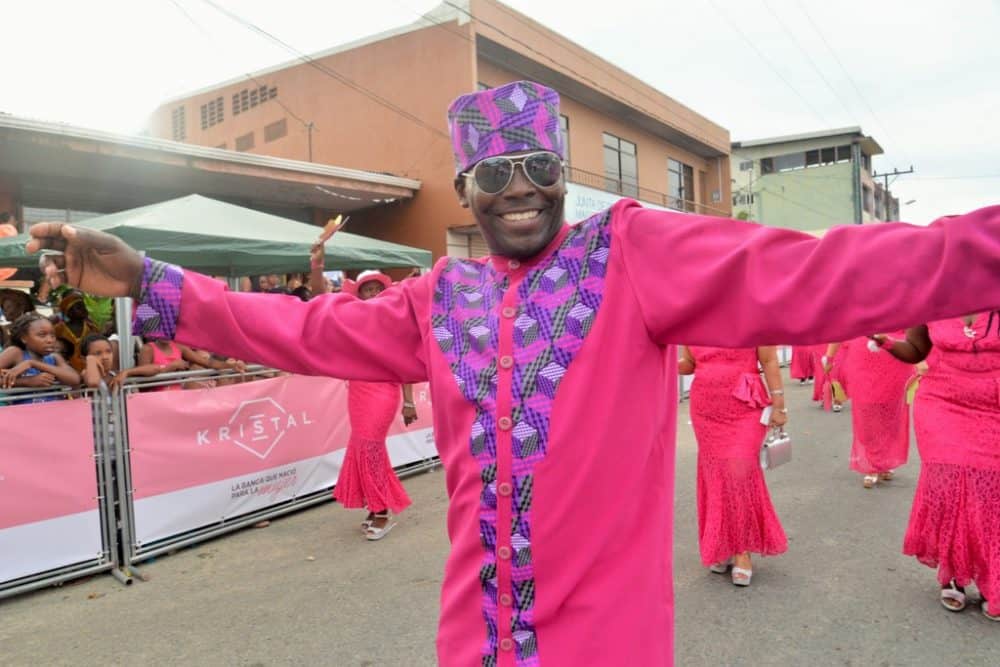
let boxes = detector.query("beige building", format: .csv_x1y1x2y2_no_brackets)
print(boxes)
148,0,732,260
730,127,899,232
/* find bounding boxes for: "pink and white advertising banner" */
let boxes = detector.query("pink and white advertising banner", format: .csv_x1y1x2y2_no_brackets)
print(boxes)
0,400,103,585
126,376,436,546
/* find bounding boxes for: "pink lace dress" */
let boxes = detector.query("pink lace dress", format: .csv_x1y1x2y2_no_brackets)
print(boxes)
843,332,912,474
790,344,823,380
814,342,849,410
688,346,788,566
332,381,412,514
905,315,1000,602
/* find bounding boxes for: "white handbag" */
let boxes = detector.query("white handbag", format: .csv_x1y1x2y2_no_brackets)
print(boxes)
760,427,792,470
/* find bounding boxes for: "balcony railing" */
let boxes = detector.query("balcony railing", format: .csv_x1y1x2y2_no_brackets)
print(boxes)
565,166,728,216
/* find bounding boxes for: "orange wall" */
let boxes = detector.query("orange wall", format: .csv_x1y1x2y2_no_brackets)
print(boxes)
478,60,729,215
150,22,478,258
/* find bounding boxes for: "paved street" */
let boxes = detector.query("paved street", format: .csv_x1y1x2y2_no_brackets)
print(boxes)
2,374,997,666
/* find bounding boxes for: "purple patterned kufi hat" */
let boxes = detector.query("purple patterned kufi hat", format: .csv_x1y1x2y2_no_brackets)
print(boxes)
447,80,564,174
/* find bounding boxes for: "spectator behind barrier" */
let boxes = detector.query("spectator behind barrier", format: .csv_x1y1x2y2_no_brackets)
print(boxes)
0,312,80,403
81,333,178,390
139,337,247,391
54,291,100,373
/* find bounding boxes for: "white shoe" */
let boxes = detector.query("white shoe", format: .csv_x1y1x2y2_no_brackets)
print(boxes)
731,567,753,587
863,474,879,489
365,513,396,541
709,558,732,574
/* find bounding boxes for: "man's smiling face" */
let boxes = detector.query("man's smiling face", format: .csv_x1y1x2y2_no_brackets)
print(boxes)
455,150,566,260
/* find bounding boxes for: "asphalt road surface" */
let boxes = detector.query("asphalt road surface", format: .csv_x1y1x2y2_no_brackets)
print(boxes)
2,375,997,666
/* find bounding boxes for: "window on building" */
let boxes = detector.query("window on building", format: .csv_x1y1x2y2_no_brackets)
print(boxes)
235,132,255,152
668,158,695,211
171,106,186,141
264,118,288,143
232,85,277,115
863,184,873,214
836,145,852,163
773,152,806,172
200,97,225,130
862,153,872,172
603,133,638,197
732,192,755,206
821,147,836,164
760,157,774,174
739,160,753,172
559,115,570,165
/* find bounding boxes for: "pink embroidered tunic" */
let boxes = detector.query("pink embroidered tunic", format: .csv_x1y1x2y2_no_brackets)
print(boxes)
905,315,1000,601
688,347,787,565
134,201,1000,666
790,344,823,380
843,332,912,474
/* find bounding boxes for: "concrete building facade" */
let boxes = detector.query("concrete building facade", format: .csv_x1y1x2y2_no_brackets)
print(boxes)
730,127,899,232
148,0,732,259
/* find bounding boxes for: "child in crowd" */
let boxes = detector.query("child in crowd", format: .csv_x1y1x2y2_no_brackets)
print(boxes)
80,334,178,390
139,337,246,391
0,312,80,402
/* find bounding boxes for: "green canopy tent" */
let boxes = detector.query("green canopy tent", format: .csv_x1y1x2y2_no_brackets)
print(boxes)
0,194,431,276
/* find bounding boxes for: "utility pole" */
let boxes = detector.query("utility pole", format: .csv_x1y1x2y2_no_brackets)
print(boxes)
872,166,914,220
872,166,915,191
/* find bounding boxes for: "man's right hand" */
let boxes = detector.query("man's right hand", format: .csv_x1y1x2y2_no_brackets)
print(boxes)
26,223,144,298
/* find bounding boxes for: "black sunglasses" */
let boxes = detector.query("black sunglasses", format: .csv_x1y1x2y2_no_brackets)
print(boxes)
464,151,564,195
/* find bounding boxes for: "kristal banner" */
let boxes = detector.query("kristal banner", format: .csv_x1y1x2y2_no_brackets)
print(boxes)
125,375,436,546
0,400,103,584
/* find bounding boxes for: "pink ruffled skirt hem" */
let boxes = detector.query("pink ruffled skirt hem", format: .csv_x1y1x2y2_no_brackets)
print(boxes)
696,454,788,566
903,462,1000,601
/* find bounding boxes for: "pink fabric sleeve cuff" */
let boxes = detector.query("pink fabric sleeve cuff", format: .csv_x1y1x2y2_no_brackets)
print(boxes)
132,257,183,340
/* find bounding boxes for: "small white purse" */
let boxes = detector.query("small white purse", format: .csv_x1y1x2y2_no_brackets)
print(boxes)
760,427,792,470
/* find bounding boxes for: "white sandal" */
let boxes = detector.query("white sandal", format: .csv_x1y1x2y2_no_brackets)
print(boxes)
940,581,967,612
983,600,1000,621
709,558,733,574
365,513,396,541
863,474,879,489
878,470,895,481
731,567,753,587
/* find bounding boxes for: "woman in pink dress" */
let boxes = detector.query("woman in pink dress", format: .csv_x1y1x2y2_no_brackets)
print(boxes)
790,344,822,385
875,314,1000,620
840,332,913,488
679,345,788,586
817,342,849,412
328,270,418,541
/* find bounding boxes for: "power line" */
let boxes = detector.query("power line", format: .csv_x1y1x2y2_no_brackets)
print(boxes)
434,0,726,149
793,0,914,167
198,0,450,141
165,0,314,132
759,0,856,122
706,0,831,128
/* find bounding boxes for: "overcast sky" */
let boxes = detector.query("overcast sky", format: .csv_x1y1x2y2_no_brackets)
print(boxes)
3,0,997,224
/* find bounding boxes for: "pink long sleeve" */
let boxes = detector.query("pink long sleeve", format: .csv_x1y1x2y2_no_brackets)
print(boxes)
173,270,432,383
614,200,1000,346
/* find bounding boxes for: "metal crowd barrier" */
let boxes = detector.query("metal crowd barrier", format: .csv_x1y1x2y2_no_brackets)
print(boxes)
110,367,439,567
0,384,124,600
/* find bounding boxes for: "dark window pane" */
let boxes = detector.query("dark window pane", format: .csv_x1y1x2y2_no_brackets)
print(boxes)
821,147,835,164
806,149,820,166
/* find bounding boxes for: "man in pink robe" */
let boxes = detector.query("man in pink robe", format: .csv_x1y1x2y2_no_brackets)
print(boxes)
26,81,1000,666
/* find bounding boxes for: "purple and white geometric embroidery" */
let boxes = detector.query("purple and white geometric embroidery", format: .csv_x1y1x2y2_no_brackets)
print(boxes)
432,210,611,667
